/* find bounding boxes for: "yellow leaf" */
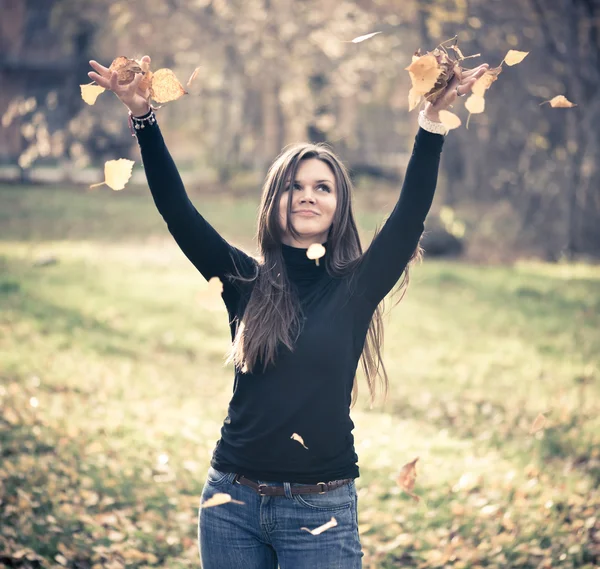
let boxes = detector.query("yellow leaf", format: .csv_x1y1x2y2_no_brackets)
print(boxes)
90,159,135,191
438,110,461,131
530,412,547,433
201,492,245,508
503,49,529,66
396,457,420,500
151,68,187,104
208,277,223,295
301,516,337,535
465,94,485,114
351,31,382,43
542,95,577,108
109,56,143,85
405,54,442,96
471,67,501,98
187,66,203,87
291,432,309,449
408,87,422,112
306,243,326,266
80,83,106,105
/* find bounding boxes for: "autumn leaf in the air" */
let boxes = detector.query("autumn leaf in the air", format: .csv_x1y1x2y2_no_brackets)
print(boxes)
350,31,382,43
306,243,326,266
90,159,135,191
396,457,420,501
503,49,529,66
80,83,106,105
187,66,203,88
301,516,337,535
201,492,245,508
471,66,502,98
541,95,577,108
465,94,485,115
405,53,443,98
291,433,309,449
151,68,187,104
438,110,461,131
109,56,143,85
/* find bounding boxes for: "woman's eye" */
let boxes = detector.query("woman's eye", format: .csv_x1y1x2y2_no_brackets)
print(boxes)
318,184,331,192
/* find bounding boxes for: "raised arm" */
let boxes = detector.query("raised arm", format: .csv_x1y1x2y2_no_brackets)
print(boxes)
354,127,444,306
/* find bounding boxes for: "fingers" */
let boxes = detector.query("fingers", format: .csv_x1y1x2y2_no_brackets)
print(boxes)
88,71,111,89
109,70,118,92
461,63,490,79
89,59,110,75
141,55,151,64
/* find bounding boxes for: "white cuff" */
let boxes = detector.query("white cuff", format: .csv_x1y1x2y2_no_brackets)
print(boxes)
418,110,448,136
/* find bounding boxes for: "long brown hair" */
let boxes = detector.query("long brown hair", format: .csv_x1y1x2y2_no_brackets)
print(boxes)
226,143,422,408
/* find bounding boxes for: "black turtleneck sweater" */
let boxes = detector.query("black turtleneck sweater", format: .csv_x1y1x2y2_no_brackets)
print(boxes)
135,117,444,483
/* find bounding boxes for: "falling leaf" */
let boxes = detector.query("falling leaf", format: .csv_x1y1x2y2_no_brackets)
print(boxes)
465,94,485,114
530,412,547,433
351,31,382,43
503,49,529,66
306,243,326,266
405,54,442,96
208,277,223,295
396,457,420,500
408,87,422,112
541,95,577,108
291,433,309,449
109,56,143,85
151,68,187,104
80,83,106,105
471,67,502,98
201,492,245,508
187,66,203,87
438,110,461,131
301,516,337,535
90,159,135,191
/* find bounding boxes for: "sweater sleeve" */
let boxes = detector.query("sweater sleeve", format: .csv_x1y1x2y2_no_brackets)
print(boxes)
133,118,257,290
354,127,444,306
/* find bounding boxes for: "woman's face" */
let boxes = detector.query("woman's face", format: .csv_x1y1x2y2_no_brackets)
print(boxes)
278,158,337,248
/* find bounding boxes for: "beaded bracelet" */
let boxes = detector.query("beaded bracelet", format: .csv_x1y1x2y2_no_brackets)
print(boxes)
128,109,157,136
418,110,448,136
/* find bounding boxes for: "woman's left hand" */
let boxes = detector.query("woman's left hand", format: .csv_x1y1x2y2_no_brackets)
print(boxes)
423,63,490,121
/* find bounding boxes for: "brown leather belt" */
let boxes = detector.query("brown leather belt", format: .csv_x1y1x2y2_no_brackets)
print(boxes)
233,474,353,496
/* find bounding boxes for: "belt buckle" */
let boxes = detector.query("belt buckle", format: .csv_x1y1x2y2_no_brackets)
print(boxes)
317,482,327,494
257,484,268,496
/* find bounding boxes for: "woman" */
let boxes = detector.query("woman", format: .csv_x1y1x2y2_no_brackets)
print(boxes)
89,55,488,569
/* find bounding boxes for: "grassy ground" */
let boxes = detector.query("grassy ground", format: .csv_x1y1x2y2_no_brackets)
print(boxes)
1,182,599,569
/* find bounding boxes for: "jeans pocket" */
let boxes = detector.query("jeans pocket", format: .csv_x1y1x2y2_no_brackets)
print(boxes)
205,466,230,486
292,481,354,511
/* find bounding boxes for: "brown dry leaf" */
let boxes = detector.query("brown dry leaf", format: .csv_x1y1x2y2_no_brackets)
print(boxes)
90,159,135,191
396,457,420,500
301,516,337,535
542,95,577,108
187,66,203,87
408,87,422,112
306,243,326,266
109,56,143,85
291,433,309,450
465,94,485,114
405,54,442,96
208,277,223,295
201,492,245,508
80,83,106,105
151,68,187,104
351,31,382,43
438,110,461,131
530,412,547,434
503,49,529,66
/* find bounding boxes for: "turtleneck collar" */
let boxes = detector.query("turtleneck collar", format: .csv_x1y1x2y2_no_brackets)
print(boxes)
281,242,327,283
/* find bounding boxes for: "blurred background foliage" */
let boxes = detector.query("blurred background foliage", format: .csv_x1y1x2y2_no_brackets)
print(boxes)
1,0,599,261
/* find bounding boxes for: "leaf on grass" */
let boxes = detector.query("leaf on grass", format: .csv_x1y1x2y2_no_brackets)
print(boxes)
80,83,106,105
530,412,547,433
201,492,245,508
151,68,187,103
438,110,461,131
301,516,337,535
396,457,420,500
187,66,203,87
351,31,382,43
90,159,135,191
541,95,577,108
109,56,143,85
306,243,326,266
291,432,309,449
405,54,442,96
465,94,485,114
408,87,422,112
503,49,529,66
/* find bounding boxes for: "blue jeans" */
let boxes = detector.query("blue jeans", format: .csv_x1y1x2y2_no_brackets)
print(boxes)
198,466,364,568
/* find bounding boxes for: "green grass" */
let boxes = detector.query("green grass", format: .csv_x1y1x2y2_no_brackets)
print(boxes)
1,183,599,569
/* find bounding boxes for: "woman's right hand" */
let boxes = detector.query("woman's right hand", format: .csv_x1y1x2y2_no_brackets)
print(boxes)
88,55,152,117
